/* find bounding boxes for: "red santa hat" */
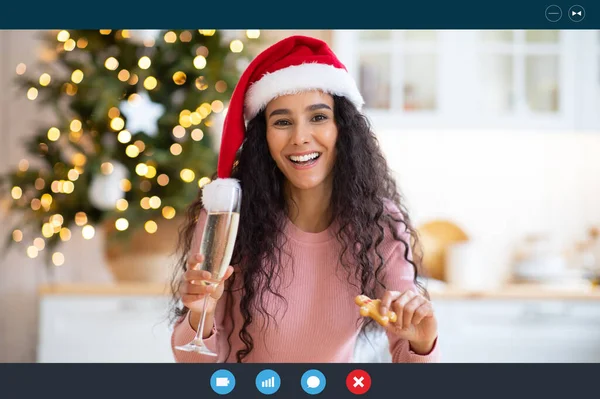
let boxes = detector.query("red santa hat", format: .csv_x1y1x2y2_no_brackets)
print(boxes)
216,35,364,179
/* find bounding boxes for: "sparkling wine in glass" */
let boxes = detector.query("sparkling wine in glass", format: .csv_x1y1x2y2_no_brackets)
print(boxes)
175,181,241,356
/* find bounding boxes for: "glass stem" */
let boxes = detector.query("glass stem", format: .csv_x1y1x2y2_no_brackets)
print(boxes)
194,295,210,345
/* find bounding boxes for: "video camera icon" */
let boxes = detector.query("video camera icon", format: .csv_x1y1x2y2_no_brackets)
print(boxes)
211,369,236,395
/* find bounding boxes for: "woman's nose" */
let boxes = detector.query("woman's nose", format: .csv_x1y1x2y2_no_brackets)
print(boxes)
290,123,311,145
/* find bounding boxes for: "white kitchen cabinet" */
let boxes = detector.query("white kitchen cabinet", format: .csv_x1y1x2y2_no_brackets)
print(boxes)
333,30,598,131
433,299,600,363
38,292,600,363
37,295,175,363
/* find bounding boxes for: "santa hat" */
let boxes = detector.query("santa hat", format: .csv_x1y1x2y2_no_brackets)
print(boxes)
216,35,364,180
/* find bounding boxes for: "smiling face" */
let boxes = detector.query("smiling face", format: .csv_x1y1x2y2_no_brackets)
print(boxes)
265,91,338,191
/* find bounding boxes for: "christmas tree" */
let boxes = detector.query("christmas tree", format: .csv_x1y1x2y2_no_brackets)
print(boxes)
1,29,259,265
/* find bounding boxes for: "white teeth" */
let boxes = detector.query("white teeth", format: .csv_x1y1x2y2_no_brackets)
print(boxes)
289,152,320,162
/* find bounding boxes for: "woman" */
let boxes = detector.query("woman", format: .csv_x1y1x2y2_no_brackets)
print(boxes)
170,35,440,363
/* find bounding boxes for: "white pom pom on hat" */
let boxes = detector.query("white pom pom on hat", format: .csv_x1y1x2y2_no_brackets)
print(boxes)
201,178,241,212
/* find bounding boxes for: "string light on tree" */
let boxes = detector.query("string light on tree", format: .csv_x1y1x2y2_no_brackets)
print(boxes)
33,237,45,250
110,117,125,131
140,197,151,210
52,252,65,266
162,206,176,219
191,129,204,141
193,56,207,69
118,69,130,82
70,119,82,132
172,125,185,138
145,165,157,178
116,199,128,211
64,39,76,52
31,199,42,211
41,193,53,209
144,220,158,234
135,163,148,176
173,71,186,85
120,179,132,192
164,31,177,43
16,63,26,75
115,218,129,231
68,169,79,181
230,40,244,53
71,69,84,84
41,223,53,237
179,31,192,42
180,168,195,183
11,186,22,199
57,30,70,42
118,130,132,144
47,127,60,141
27,246,39,259
195,76,208,91
76,38,88,48
108,107,120,119
144,76,157,90
18,159,29,171
59,227,71,241
170,143,182,155
138,56,151,69
34,179,45,191
126,144,140,158
39,73,51,86
211,100,224,113
198,176,212,188
157,174,169,186
149,196,161,209
75,212,88,226
27,88,38,100
246,30,261,39
104,57,119,70
82,225,95,239
12,230,23,242
128,74,139,85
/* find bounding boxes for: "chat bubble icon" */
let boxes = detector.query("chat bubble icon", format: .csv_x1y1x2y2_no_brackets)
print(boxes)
307,376,320,388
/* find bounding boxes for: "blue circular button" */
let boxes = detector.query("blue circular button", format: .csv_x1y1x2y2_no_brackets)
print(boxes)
255,369,281,395
301,369,326,395
210,369,236,395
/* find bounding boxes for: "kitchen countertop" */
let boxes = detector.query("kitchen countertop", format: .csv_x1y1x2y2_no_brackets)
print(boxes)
38,282,600,300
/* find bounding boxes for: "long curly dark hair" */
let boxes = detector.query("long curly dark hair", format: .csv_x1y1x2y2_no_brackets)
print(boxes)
170,95,427,362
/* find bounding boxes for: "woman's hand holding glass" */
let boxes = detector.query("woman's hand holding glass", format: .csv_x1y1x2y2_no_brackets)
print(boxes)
180,254,234,333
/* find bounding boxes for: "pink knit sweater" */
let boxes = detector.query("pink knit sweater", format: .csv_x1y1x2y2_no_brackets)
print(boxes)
171,205,440,363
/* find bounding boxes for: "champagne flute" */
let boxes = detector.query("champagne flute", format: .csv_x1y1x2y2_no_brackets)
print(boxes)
175,181,241,356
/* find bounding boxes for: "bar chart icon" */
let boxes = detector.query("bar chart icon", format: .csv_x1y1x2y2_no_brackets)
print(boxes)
255,369,281,394
261,376,275,388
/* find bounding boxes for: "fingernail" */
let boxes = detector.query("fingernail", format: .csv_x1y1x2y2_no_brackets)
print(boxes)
381,306,387,316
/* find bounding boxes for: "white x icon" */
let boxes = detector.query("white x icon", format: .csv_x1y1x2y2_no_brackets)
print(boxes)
353,376,364,388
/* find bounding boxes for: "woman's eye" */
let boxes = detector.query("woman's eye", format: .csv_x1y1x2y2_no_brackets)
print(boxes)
312,114,327,122
274,119,291,126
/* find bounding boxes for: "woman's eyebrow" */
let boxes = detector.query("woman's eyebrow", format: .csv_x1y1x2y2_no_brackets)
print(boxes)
306,103,332,112
268,103,332,119
268,108,290,119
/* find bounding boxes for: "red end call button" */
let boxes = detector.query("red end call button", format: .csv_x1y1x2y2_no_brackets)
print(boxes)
346,369,371,395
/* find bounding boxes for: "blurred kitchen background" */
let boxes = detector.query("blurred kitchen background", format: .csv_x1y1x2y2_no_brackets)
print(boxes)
1,30,600,363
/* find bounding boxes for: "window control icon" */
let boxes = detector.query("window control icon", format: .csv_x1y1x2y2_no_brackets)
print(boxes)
568,5,585,22
545,5,562,22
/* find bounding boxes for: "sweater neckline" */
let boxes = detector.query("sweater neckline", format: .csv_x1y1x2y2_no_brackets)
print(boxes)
283,216,337,244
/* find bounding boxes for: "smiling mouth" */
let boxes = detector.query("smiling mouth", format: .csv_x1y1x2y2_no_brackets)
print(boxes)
287,152,322,165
